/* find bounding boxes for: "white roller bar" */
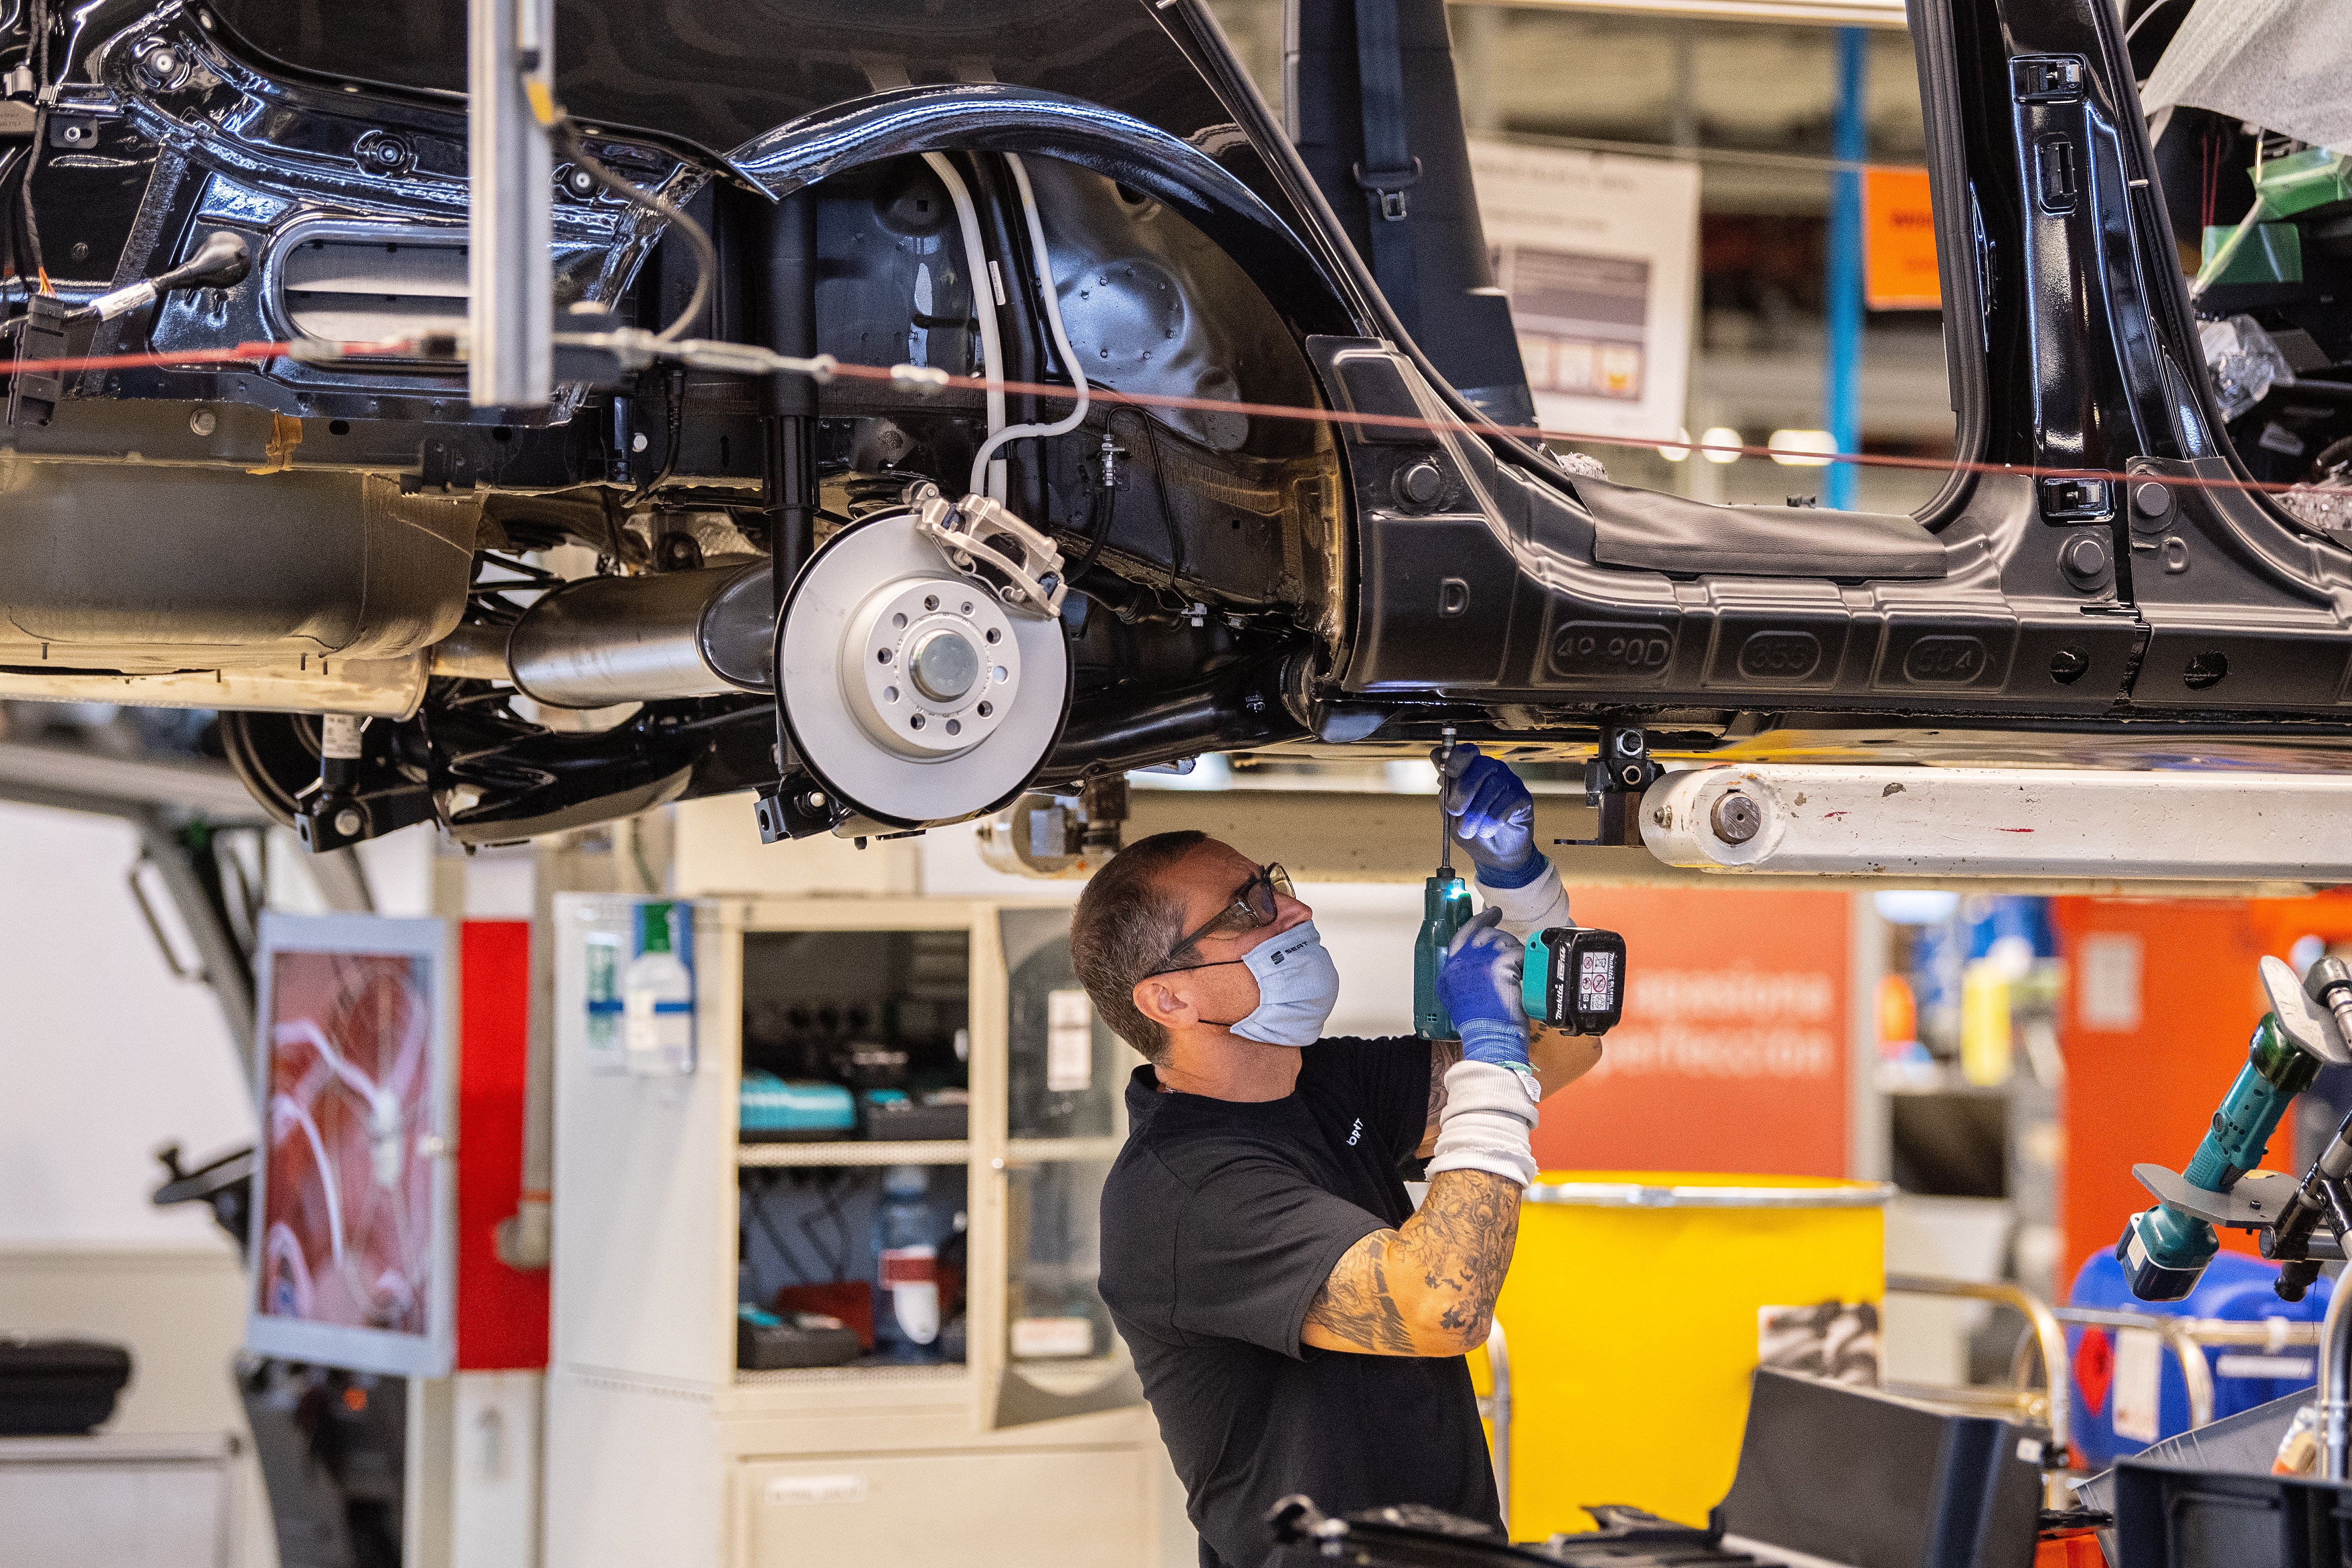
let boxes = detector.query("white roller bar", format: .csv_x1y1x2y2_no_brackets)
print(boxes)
1642,765,2352,881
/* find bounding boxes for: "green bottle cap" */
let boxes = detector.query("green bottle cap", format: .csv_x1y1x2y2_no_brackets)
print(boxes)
639,902,674,954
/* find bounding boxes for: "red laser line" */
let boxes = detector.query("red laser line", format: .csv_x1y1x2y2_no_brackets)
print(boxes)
4,340,2330,505
818,360,2319,499
6,340,296,374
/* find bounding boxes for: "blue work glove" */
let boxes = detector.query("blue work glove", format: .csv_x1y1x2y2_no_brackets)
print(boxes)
1439,745,1545,888
1435,906,1530,1068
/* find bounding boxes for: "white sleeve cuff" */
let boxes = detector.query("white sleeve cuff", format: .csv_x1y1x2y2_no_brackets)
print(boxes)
1476,859,1571,939
1423,1060,1540,1189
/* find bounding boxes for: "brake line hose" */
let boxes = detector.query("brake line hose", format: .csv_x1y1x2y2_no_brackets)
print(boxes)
919,152,1009,498
967,154,1091,502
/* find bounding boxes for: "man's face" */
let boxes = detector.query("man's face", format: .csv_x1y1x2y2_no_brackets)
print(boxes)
1141,839,1314,1026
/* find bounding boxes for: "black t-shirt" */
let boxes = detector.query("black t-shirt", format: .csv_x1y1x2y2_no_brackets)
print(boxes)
1098,1037,1502,1568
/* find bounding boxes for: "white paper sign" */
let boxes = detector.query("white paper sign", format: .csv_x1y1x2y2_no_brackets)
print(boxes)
1047,988,1094,1094
1470,139,1700,446
2113,1327,2165,1443
1012,1315,1095,1359
765,1474,867,1507
2080,934,2144,1032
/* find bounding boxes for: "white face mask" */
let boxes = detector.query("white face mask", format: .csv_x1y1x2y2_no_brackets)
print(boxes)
1208,921,1340,1049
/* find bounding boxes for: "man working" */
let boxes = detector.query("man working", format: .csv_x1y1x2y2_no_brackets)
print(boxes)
1072,746,1601,1567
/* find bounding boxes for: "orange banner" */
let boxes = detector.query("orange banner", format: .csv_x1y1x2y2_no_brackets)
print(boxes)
1865,166,1942,311
1532,888,1851,1178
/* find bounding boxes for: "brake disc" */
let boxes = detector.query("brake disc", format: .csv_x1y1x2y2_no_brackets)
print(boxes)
777,509,1071,827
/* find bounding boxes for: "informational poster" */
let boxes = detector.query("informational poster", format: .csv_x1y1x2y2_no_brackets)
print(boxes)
247,913,453,1377
1469,139,1700,445
1529,888,1849,1177
1864,166,1942,310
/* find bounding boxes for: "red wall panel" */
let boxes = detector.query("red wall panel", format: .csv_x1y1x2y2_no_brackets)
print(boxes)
455,919,547,1370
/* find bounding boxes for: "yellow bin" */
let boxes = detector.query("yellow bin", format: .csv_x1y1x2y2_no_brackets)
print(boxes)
1478,1170,1892,1540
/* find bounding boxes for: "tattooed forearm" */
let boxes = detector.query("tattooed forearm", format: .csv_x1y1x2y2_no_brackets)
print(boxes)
1410,1170,1521,1337
1303,1234,1418,1354
1300,1170,1522,1357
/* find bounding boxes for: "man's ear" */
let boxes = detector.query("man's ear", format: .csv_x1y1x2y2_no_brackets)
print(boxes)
1132,973,1196,1032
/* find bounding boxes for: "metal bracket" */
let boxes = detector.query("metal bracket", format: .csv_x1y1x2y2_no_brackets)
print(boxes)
1555,724,1657,849
2264,954,2352,1066
752,774,846,845
2133,1162,2311,1233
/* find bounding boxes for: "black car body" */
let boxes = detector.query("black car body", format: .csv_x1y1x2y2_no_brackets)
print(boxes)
4,0,2349,846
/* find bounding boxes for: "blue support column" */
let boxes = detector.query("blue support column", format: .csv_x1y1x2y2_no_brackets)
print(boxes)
1826,26,1867,510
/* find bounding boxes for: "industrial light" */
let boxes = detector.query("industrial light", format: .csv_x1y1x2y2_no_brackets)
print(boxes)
1698,426,1742,464
1768,428,1837,467
1659,427,1692,463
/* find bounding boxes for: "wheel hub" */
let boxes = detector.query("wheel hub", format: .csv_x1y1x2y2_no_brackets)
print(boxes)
844,578,1021,758
777,509,1070,827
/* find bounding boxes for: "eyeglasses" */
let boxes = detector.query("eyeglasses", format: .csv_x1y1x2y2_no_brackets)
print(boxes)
1152,863,1294,975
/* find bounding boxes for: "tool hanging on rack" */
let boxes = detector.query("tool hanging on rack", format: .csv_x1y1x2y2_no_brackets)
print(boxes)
2121,957,2352,1302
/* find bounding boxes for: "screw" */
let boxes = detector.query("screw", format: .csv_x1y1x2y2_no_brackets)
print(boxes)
333,807,364,837
1710,793,1760,845
2048,646,2090,684
2058,530,2109,589
1392,458,1446,508
188,408,217,436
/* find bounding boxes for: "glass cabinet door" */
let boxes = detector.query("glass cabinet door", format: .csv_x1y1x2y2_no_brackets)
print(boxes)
993,909,1143,1427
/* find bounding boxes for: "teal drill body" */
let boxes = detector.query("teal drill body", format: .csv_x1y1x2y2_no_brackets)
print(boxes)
2120,1014,2320,1299
1413,871,1472,1039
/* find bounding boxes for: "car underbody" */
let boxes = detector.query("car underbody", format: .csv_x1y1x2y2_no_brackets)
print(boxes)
5,0,2352,855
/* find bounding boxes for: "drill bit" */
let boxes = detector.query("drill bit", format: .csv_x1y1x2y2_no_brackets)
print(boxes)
1437,726,1456,875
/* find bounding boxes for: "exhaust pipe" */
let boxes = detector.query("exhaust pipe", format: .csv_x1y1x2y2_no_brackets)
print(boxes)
437,564,776,709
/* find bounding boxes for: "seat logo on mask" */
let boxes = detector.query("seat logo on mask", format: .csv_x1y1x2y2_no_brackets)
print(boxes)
1215,921,1340,1048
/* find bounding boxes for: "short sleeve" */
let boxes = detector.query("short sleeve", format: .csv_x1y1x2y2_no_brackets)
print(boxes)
1302,1036,1434,1163
1168,1154,1389,1358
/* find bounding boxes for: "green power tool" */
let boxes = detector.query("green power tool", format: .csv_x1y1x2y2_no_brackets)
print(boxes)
2119,955,2352,1300
1414,732,1475,1040
1413,731,1630,1041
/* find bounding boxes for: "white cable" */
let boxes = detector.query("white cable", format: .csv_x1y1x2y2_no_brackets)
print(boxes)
271,1092,348,1267
920,152,1008,501
968,153,1092,502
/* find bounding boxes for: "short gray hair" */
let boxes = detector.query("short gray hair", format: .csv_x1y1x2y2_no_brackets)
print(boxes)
1070,830,1207,1065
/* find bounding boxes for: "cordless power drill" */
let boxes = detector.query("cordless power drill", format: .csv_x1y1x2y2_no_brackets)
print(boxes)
2117,957,2352,1301
1413,731,1475,1040
1413,732,1629,1042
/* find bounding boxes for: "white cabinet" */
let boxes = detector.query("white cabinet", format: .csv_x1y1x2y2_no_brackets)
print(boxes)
0,1433,237,1568
545,896,1164,1568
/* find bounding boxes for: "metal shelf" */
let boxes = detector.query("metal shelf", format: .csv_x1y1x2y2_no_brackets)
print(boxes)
1005,1137,1124,1164
736,1140,971,1168
732,1362,970,1388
